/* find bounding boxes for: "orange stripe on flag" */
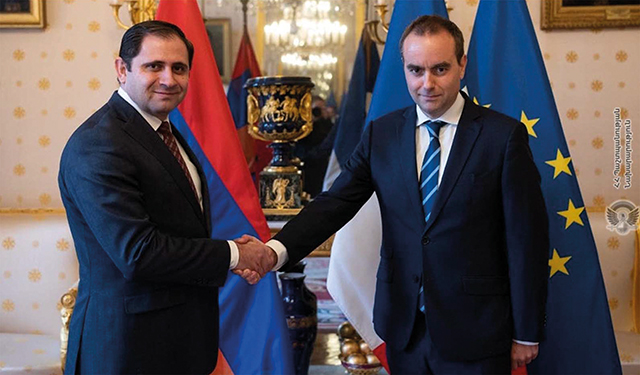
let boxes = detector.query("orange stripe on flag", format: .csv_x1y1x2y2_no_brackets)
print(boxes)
512,365,528,375
210,350,234,375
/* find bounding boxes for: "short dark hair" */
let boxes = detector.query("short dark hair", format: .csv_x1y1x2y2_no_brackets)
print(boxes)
118,20,194,70
399,15,464,64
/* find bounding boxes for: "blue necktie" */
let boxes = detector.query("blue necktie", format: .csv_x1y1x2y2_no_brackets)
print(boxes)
418,120,444,313
420,120,445,223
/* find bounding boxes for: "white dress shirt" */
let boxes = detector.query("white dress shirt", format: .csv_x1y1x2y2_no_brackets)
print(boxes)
415,93,464,182
117,88,239,269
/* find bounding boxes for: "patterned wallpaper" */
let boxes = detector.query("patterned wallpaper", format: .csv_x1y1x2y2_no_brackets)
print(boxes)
1,0,123,209
0,0,638,211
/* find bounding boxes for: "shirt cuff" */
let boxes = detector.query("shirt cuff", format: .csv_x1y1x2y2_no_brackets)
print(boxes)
266,239,289,271
513,340,538,346
227,240,239,270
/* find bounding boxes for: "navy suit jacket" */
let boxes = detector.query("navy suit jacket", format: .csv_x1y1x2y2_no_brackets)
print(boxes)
275,94,549,361
59,92,230,374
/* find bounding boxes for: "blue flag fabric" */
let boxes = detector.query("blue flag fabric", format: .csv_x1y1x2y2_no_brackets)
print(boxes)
333,30,380,168
365,0,448,125
464,1,621,373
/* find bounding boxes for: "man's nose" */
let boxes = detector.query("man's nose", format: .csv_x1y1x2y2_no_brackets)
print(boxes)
159,67,177,87
422,73,435,91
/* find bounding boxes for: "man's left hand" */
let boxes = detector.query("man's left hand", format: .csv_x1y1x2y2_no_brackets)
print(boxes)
511,342,538,370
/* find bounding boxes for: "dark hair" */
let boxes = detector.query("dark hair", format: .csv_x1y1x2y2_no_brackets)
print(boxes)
399,15,464,64
118,20,194,70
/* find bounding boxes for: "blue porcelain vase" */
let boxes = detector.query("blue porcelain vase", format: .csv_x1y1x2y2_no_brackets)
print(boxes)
279,271,318,375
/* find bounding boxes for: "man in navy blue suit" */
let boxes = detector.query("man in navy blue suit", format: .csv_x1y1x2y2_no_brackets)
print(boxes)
240,15,549,374
59,21,275,374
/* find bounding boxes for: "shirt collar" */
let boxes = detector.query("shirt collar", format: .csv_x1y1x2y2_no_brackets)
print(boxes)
415,92,465,127
117,87,166,132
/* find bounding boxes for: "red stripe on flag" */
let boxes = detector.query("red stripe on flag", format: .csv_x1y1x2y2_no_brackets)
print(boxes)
232,33,261,79
372,343,390,374
156,0,269,241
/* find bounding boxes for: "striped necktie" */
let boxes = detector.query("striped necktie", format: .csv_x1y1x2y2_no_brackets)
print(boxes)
157,121,199,199
420,120,445,223
418,120,444,313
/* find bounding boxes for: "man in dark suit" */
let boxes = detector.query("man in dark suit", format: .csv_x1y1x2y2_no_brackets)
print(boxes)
58,21,274,374
239,15,549,374
294,96,335,197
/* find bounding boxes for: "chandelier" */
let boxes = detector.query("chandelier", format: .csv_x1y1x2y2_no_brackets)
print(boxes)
264,1,347,51
280,52,337,70
263,0,350,98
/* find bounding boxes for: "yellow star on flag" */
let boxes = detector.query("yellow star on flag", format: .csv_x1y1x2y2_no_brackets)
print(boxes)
521,111,540,138
557,199,585,229
549,249,572,278
472,97,491,108
545,149,572,179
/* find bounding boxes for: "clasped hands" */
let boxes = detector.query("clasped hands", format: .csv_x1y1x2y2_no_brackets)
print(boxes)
232,235,277,285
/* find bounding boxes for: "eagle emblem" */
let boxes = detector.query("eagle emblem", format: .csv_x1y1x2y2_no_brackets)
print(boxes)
605,199,639,236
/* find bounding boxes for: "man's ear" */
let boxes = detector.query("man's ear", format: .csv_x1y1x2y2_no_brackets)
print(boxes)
459,54,468,80
115,58,128,85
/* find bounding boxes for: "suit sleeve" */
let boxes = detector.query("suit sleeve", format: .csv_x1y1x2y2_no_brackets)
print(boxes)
274,121,376,270
501,123,549,342
59,134,230,287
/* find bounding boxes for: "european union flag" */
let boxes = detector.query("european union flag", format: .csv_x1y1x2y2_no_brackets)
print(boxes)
464,1,621,373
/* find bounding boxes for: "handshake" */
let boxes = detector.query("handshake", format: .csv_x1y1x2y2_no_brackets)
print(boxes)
232,235,277,285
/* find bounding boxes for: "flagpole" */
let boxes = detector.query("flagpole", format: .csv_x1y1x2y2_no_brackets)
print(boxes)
240,0,249,34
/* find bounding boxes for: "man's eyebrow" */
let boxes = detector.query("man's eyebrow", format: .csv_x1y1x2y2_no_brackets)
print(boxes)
142,60,165,66
430,62,452,69
405,63,424,70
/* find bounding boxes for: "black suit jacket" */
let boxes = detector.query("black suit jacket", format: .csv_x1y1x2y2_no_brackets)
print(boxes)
59,92,230,374
275,94,549,361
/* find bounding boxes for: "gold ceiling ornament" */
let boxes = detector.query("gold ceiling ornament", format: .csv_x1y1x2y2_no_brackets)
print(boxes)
365,1,389,45
365,0,454,45
109,0,157,30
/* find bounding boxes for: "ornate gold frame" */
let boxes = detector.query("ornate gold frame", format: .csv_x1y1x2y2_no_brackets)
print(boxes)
541,0,640,30
0,0,45,28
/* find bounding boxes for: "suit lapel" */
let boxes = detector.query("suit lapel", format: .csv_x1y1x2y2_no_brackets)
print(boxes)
108,93,205,226
424,97,482,233
397,107,425,226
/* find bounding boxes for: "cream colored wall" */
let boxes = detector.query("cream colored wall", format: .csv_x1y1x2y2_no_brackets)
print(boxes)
0,0,638,211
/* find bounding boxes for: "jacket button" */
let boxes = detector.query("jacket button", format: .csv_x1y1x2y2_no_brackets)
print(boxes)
412,275,420,283
422,237,430,245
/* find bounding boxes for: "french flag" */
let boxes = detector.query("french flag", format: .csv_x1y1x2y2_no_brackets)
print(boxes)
156,1,294,374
